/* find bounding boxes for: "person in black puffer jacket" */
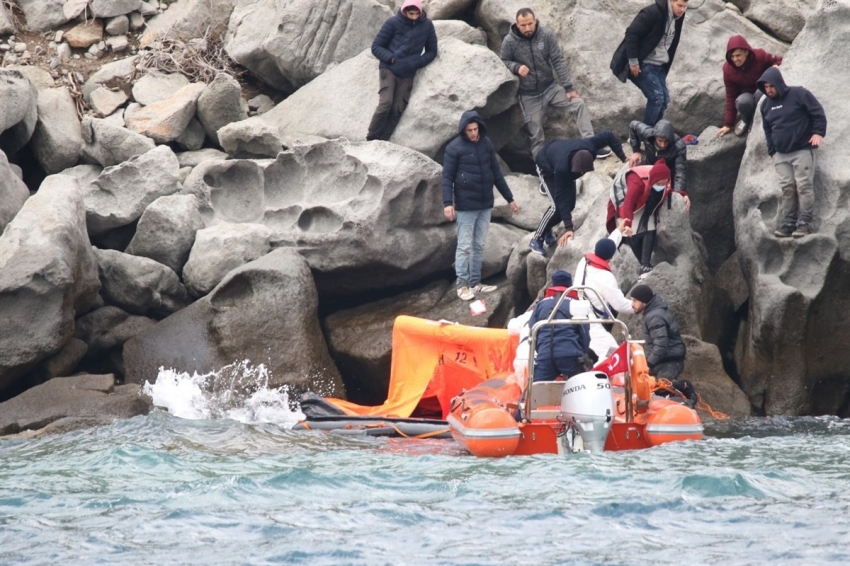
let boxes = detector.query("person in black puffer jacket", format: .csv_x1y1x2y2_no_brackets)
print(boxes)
367,0,437,141
630,285,686,379
442,111,519,301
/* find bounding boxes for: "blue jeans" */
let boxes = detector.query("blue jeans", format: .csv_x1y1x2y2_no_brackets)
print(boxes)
629,63,669,126
455,208,491,288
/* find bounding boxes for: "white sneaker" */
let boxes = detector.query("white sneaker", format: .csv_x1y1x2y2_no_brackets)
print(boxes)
457,286,474,301
473,283,497,293
734,119,748,137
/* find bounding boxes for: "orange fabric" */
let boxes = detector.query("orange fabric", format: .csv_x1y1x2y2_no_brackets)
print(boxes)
323,316,519,419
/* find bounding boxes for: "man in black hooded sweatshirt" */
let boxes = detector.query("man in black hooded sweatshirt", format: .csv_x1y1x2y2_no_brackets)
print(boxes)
529,131,626,255
758,67,827,238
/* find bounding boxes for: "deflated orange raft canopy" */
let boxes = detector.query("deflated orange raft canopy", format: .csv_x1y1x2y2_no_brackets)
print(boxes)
323,315,519,420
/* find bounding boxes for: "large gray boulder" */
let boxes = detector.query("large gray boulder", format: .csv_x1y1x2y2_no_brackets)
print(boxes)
196,73,248,144
0,175,100,397
30,87,84,174
732,0,849,415
224,0,392,93
428,0,477,20
182,139,456,295
75,306,157,358
324,279,515,405
0,69,38,154
131,71,191,106
124,82,206,143
140,0,238,47
93,248,190,318
125,194,205,276
17,0,69,32
91,0,142,18
123,249,346,397
182,223,271,297
84,145,181,235
81,116,156,167
731,0,817,42
432,20,488,45
221,38,517,159
0,3,14,35
0,150,29,233
0,374,151,437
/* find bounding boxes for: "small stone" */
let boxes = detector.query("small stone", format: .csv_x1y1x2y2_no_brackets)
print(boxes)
106,36,129,53
89,86,129,116
55,31,64,43
129,12,145,30
73,54,81,60
0,45,9,52
105,15,130,36
97,41,106,51
57,43,72,61
66,20,105,49
139,2,158,17
13,42,26,53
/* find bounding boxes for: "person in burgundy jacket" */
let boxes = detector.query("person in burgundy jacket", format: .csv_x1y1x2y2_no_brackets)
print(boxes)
607,159,682,278
715,35,783,138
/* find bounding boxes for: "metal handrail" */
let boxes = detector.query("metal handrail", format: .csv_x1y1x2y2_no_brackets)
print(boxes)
523,285,634,423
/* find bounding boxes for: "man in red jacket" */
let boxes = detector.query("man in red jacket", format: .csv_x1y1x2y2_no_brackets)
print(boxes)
715,35,782,138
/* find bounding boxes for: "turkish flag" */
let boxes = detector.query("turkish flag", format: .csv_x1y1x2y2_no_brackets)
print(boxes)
593,341,629,378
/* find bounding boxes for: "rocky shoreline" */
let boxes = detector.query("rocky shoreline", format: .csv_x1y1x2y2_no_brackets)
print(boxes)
1,0,846,437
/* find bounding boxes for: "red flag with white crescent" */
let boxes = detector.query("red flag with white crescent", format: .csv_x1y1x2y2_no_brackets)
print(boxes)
593,341,629,377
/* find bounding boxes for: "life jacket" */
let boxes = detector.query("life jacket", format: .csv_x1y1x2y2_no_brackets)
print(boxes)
544,285,569,298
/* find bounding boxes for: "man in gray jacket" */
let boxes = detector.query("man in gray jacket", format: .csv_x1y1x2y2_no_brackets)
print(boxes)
500,7,604,159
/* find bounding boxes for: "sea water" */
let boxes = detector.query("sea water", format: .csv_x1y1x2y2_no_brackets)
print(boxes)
2,364,849,566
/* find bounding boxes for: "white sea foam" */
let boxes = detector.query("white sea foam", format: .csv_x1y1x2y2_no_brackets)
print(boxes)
143,361,304,427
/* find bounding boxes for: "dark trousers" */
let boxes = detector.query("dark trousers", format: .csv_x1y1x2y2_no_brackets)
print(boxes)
366,68,414,141
652,359,685,380
626,230,656,267
533,355,585,382
532,173,573,240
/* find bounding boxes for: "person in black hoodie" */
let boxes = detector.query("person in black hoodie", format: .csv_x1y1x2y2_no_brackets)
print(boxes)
367,0,438,141
610,0,688,126
758,67,827,238
529,132,626,255
442,111,519,301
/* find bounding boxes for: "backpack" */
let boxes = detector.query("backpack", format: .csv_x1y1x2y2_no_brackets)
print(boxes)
610,164,652,209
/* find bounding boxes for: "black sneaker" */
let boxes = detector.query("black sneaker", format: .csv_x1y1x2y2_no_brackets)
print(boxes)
543,231,557,247
595,148,612,159
774,226,794,238
529,239,545,255
638,264,653,280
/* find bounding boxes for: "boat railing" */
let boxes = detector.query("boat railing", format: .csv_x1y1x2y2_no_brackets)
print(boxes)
524,285,635,423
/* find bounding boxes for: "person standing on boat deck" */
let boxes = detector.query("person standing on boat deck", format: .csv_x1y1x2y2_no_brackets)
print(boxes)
443,110,520,301
573,226,634,360
758,66,827,239
715,35,783,138
366,0,437,141
500,7,605,160
528,270,591,382
610,0,688,127
529,131,627,255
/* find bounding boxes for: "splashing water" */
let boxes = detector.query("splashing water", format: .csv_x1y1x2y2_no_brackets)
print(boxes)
143,360,304,427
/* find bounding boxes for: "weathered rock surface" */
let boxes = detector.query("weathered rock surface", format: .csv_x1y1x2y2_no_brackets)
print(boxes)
65,19,105,49
131,71,190,106
93,248,190,318
0,3,14,35
0,150,29,233
0,175,100,397
228,38,517,158
225,0,392,93
731,0,817,43
75,306,157,356
0,374,151,437
17,0,69,32
733,1,850,415
0,69,39,154
428,0,477,20
123,249,346,398
84,145,180,235
324,279,515,404
433,20,487,45
81,116,156,167
31,87,84,174
91,0,142,19
183,139,456,295
126,194,205,276
125,82,206,143
141,0,238,47
196,73,247,143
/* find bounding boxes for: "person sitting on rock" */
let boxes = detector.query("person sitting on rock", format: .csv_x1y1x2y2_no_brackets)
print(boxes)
573,226,634,359
627,118,689,204
608,159,682,279
442,110,519,301
715,35,783,138
366,0,437,141
629,284,696,406
758,66,827,239
528,270,591,382
529,131,626,255
499,7,605,160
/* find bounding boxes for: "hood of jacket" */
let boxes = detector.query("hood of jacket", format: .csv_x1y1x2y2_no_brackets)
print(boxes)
725,35,754,68
457,110,487,139
397,1,429,24
757,66,789,98
644,293,670,316
509,20,540,41
650,119,676,143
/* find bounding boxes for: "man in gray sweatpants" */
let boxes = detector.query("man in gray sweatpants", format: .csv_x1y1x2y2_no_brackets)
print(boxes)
500,7,603,160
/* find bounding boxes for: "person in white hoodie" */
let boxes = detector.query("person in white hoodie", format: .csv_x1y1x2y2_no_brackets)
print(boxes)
573,226,634,359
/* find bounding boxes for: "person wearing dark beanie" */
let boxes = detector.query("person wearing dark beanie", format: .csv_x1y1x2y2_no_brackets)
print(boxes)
574,225,634,358
630,285,688,384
